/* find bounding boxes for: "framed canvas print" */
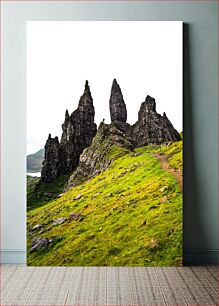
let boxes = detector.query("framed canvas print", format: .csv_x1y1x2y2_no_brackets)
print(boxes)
27,21,183,266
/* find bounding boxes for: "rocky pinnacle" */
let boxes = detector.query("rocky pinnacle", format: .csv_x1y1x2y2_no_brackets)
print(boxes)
109,79,127,123
41,134,60,182
41,80,181,184
59,80,97,174
41,81,97,182
132,95,181,147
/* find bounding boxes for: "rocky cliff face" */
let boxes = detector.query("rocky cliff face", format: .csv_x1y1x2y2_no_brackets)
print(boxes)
65,122,133,190
65,81,181,191
109,82,181,147
41,79,181,185
41,134,60,182
59,81,97,174
109,79,127,123
132,95,181,147
41,81,97,182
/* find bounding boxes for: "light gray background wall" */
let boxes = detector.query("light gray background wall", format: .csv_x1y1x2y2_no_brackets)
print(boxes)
1,1,218,264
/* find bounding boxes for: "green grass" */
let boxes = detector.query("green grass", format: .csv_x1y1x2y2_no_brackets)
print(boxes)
27,175,70,211
27,175,40,192
27,142,182,266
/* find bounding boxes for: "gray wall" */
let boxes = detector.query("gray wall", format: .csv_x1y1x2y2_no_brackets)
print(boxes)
1,1,218,264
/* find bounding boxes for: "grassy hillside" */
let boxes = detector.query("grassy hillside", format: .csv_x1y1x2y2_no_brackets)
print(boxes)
27,175,40,193
27,175,70,211
154,140,183,171
27,149,44,173
27,141,182,266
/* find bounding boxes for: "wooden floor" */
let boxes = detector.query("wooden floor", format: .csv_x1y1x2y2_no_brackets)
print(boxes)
1,265,218,305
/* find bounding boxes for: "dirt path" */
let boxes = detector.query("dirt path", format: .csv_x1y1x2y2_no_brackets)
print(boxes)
154,153,182,191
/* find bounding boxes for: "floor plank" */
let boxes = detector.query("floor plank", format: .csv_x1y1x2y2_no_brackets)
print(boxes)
1,265,218,305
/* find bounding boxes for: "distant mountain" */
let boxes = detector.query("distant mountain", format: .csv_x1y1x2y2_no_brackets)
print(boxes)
27,149,44,173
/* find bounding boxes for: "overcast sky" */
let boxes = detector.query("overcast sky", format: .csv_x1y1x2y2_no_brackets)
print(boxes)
27,21,182,155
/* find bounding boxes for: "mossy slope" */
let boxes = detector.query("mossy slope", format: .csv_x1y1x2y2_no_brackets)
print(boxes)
27,141,182,266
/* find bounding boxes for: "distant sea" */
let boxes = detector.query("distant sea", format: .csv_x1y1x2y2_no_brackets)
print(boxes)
27,172,41,177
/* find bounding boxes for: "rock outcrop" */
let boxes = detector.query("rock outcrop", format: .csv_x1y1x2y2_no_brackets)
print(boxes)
65,122,133,190
109,81,180,146
30,237,49,253
109,79,127,123
41,81,97,182
41,79,181,185
112,121,133,139
59,81,97,174
41,134,60,182
132,95,181,147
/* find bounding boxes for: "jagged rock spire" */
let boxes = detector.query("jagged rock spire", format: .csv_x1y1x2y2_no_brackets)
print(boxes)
145,95,156,112
78,80,93,111
109,79,127,123
40,81,97,181
41,80,181,183
41,134,60,182
59,80,97,174
84,80,90,92
133,95,181,146
65,109,70,119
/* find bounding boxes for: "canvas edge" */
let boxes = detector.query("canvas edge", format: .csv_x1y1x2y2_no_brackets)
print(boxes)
1,249,217,265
